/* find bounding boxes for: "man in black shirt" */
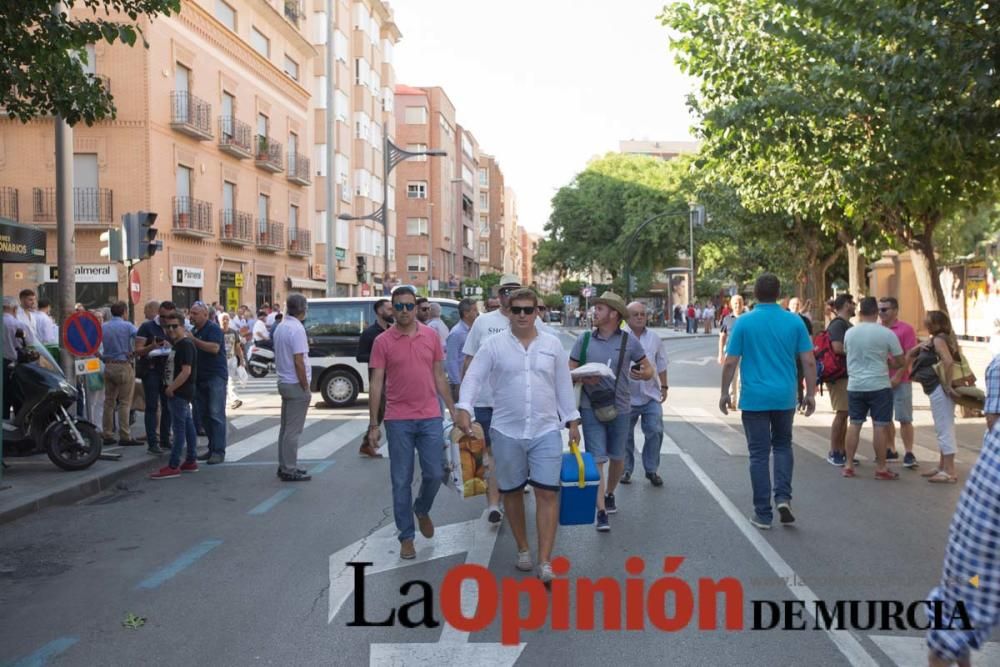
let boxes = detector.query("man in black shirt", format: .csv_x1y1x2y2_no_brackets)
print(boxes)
356,299,394,458
150,311,199,479
826,294,855,466
135,300,174,456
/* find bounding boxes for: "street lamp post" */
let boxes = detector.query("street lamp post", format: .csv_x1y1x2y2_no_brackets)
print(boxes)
623,204,704,302
339,137,447,295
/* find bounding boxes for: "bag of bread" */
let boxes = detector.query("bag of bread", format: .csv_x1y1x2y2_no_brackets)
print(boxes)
447,422,487,499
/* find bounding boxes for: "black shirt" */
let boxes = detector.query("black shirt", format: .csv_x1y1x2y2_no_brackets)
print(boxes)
137,319,167,374
164,338,197,401
356,321,387,364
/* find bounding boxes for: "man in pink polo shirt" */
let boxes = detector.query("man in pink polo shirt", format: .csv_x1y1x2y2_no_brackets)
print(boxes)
369,286,460,560
879,296,919,468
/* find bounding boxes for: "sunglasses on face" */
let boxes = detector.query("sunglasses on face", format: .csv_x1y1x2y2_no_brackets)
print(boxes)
510,306,536,315
164,324,180,330
394,303,416,311
878,307,893,313
498,287,515,297
420,306,430,311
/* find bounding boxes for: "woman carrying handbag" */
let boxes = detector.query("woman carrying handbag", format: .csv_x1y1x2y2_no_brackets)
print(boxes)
907,311,968,484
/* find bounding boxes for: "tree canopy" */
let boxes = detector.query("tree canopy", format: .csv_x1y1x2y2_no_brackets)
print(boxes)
2,0,180,126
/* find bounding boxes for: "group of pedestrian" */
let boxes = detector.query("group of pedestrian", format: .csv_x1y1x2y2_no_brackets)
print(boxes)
676,301,717,333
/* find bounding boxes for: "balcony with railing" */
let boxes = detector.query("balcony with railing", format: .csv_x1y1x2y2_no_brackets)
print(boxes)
256,220,285,251
287,227,311,256
0,187,19,221
219,209,254,245
172,196,213,237
170,92,213,141
33,187,113,224
286,152,311,186
255,137,283,173
218,117,253,159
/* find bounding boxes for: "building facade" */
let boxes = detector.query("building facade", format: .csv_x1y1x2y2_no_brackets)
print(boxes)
503,186,520,277
310,0,400,297
2,0,318,311
477,153,506,275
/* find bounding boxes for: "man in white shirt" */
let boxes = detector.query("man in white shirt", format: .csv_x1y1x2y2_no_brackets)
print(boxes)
15,289,40,342
252,310,271,343
34,298,59,345
265,303,279,328
462,274,546,524
703,303,716,332
623,301,669,486
457,289,580,583
273,294,312,482
426,302,450,351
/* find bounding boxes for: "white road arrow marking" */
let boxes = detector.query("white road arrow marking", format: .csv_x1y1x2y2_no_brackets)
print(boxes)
327,511,526,666
675,355,716,366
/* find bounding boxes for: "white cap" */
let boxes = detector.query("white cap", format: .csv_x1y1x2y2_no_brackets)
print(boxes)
499,273,521,286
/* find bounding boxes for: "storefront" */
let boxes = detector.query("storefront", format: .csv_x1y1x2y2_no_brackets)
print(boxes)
256,274,273,310
219,271,245,315
172,265,204,309
288,276,328,298
39,264,119,310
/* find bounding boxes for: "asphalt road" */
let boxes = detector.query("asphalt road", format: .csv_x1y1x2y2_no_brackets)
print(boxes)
1,335,998,666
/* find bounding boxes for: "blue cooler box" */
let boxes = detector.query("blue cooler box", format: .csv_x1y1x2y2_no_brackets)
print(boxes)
559,443,600,525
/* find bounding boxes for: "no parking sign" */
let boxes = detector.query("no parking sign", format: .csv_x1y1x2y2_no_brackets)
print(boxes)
63,311,103,358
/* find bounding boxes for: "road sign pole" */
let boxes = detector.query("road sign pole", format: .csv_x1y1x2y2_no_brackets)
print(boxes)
126,260,135,323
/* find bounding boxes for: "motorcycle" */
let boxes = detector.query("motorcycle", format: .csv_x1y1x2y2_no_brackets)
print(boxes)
246,339,275,379
2,340,102,471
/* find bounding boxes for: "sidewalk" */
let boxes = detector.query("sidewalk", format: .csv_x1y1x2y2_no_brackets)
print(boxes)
0,414,154,526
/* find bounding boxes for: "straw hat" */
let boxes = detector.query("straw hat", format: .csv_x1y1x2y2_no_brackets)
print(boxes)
499,273,521,287
593,291,628,320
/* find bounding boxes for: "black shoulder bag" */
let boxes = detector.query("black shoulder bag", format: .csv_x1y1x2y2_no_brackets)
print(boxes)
584,330,628,423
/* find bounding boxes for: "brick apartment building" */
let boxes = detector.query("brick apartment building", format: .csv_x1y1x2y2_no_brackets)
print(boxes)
477,153,507,275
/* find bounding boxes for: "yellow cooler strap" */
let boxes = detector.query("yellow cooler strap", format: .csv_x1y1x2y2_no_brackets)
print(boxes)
570,440,585,488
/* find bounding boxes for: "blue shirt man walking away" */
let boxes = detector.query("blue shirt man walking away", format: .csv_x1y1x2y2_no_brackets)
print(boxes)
101,301,138,446
720,274,817,529
189,302,229,464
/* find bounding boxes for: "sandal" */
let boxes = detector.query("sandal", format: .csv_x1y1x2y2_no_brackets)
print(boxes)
927,471,958,484
920,468,942,478
874,469,899,481
841,468,856,478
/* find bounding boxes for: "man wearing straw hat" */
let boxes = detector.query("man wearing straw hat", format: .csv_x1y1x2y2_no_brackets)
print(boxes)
569,291,654,532
457,288,580,583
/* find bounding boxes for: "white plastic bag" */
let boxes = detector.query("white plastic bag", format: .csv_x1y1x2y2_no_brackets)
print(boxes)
236,365,249,387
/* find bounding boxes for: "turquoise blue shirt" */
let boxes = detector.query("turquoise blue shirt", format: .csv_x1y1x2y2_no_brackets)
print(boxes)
725,303,813,411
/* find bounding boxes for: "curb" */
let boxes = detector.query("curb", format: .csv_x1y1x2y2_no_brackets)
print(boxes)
0,453,152,526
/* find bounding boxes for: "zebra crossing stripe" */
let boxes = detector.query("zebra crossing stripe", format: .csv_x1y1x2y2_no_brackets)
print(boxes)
224,420,315,461
297,420,369,460
231,415,267,430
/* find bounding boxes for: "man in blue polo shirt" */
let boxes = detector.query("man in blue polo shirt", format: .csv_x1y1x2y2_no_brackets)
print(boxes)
720,274,817,530
188,302,229,464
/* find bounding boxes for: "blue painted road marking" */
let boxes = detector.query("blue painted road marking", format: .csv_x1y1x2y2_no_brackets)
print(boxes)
309,460,336,474
9,636,79,667
248,489,297,515
136,539,223,590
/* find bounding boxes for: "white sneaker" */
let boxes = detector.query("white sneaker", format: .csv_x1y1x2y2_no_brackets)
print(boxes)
516,550,533,572
538,562,554,584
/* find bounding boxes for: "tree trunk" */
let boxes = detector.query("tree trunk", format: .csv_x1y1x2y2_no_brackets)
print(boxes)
846,241,866,298
909,231,948,315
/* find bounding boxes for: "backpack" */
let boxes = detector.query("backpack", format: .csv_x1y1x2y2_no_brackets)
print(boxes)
813,329,846,384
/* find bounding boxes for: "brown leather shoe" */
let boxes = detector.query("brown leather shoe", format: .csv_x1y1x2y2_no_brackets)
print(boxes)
400,539,416,560
359,443,383,458
416,514,434,539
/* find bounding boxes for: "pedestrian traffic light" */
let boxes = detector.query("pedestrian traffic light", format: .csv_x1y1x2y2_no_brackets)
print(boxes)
99,226,124,262
356,255,367,282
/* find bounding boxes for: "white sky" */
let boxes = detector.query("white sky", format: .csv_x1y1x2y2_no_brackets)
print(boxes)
389,0,697,234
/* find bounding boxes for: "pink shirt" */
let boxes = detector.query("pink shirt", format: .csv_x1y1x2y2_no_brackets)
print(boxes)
369,323,444,420
887,319,917,383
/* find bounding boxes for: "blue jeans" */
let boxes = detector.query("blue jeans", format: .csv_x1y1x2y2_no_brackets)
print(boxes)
626,399,663,474
580,408,631,463
384,418,444,542
168,396,197,468
741,409,795,524
195,376,227,455
143,370,170,449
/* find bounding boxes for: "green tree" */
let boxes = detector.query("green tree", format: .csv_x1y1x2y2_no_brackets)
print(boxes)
663,0,1000,313
541,293,564,310
2,0,180,126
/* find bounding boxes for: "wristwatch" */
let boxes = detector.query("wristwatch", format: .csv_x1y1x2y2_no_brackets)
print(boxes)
661,385,669,391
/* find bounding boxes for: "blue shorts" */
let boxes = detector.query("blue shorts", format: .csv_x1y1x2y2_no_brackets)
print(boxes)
580,409,631,463
892,383,913,423
489,428,563,493
848,388,894,426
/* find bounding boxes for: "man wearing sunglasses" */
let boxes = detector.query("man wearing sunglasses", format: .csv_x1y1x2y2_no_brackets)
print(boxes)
369,286,459,560
461,274,547,525
356,299,395,458
189,303,229,464
878,296,918,467
457,289,580,583
150,312,199,479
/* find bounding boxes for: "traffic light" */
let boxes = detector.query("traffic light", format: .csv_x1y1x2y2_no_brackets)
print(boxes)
137,211,159,259
122,211,160,260
99,226,124,262
356,255,367,283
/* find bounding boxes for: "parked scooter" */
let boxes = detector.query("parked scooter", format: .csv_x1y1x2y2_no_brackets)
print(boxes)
246,339,275,379
2,340,102,470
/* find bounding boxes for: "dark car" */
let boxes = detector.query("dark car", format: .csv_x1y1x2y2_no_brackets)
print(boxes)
305,297,459,407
